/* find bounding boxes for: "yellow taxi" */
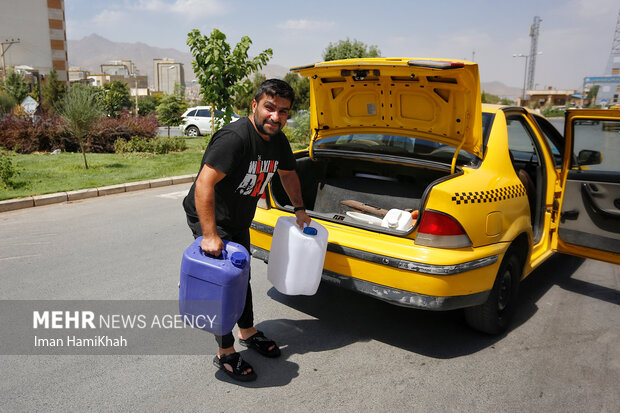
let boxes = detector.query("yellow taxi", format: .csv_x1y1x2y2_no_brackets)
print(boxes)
249,58,620,334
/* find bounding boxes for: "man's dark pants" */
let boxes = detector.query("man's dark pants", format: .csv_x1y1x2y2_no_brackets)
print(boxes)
187,215,254,349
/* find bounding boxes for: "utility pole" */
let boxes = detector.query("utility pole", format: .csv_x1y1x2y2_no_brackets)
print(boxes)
1,38,21,81
527,17,542,91
605,8,620,74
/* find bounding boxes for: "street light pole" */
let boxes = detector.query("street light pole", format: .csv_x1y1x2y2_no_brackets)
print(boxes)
131,73,139,116
513,53,529,104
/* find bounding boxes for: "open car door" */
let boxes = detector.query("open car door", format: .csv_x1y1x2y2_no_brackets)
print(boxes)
553,109,620,264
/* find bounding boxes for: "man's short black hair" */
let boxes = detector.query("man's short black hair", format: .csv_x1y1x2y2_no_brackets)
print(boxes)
254,79,295,107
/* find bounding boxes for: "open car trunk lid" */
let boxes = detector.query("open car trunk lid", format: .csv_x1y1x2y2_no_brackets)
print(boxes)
292,58,483,158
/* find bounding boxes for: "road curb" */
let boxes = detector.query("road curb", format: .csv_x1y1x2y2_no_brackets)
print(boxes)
0,174,196,213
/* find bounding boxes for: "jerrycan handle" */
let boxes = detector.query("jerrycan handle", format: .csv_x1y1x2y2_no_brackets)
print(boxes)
200,248,228,260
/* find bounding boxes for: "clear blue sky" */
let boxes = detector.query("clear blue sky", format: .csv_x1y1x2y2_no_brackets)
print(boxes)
66,0,619,90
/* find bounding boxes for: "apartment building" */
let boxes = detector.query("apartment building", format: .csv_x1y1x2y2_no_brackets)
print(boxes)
153,58,185,94
0,0,69,83
88,60,149,97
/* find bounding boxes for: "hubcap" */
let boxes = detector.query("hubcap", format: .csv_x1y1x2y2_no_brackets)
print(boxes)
497,269,512,312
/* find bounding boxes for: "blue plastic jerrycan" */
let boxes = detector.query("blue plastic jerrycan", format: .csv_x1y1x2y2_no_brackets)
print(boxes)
179,237,250,336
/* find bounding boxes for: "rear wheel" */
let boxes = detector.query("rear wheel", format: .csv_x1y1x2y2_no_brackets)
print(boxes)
186,126,199,137
465,252,522,335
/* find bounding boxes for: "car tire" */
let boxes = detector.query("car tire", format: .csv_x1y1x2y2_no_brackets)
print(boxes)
464,252,522,335
186,126,200,137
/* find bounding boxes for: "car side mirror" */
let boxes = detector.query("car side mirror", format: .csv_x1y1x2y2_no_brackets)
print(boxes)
577,149,602,166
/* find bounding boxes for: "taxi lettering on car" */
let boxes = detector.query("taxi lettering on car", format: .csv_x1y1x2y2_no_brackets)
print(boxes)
250,58,620,334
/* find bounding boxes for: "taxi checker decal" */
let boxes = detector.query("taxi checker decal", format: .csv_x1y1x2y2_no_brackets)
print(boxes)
451,184,526,205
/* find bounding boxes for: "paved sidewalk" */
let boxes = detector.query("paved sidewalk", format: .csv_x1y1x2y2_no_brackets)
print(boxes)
0,174,196,213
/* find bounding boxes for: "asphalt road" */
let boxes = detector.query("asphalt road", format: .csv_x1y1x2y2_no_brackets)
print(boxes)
0,184,618,412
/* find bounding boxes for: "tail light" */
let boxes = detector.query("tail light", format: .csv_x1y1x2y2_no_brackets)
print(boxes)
415,210,471,248
257,190,270,210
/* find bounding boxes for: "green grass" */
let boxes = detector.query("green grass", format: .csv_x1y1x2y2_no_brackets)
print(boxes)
0,137,207,201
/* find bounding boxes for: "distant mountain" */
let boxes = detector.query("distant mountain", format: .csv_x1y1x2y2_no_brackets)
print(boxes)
67,34,289,89
480,81,522,100
68,35,519,98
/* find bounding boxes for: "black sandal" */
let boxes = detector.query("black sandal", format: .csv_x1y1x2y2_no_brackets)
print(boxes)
239,331,281,358
213,352,257,382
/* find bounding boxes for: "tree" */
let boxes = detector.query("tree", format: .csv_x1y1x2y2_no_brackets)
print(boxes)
156,94,186,137
283,72,310,113
0,92,16,115
481,91,500,104
233,73,266,116
102,80,132,117
138,95,158,116
322,38,381,61
2,69,30,104
59,84,104,169
187,28,272,135
41,68,67,113
587,85,600,108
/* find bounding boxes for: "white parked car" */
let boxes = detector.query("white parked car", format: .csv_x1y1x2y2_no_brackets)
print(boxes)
179,106,241,136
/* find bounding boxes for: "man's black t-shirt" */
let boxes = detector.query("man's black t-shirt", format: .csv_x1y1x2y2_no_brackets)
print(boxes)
183,117,296,233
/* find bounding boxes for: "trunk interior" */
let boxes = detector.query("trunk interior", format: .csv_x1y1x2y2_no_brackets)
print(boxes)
270,153,455,233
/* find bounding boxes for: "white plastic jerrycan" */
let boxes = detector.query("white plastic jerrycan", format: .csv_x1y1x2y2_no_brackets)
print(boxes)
381,209,414,231
267,216,328,296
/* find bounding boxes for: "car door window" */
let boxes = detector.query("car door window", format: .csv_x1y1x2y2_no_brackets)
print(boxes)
572,119,620,172
196,109,210,117
186,110,197,117
506,115,540,165
532,114,563,168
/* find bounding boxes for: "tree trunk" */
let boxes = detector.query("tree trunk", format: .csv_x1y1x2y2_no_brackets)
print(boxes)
167,126,171,137
211,103,215,137
79,140,89,170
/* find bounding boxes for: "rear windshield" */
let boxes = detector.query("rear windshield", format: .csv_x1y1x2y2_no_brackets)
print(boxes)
312,113,492,166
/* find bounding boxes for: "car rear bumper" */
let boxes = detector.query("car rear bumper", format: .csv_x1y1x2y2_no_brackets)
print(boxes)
250,219,500,310
250,244,489,310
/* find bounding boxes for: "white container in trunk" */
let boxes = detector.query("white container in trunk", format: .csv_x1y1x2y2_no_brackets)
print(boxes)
267,216,328,296
381,209,414,230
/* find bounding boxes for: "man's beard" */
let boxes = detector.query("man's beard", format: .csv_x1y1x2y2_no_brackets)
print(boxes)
254,113,281,137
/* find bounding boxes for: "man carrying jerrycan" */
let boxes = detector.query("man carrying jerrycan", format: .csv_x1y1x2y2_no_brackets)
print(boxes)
183,79,311,382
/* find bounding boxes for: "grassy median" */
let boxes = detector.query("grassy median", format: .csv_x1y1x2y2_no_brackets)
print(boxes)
0,137,207,201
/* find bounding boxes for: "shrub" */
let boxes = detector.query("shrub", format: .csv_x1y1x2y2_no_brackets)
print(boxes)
0,112,160,154
114,136,186,154
0,149,17,188
152,136,187,154
114,136,150,153
0,115,68,153
90,113,159,153
123,113,159,139
0,93,16,114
